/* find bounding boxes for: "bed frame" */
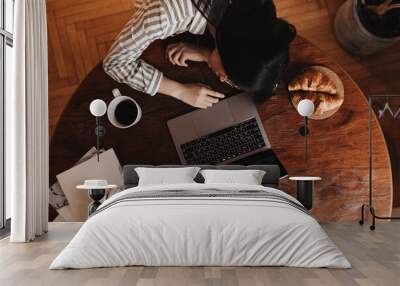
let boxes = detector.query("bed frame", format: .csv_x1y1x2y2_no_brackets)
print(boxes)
122,165,281,189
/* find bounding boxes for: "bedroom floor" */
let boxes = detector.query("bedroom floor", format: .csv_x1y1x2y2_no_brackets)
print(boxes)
0,223,399,286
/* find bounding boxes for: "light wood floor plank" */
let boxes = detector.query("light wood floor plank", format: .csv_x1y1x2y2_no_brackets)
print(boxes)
1,222,399,286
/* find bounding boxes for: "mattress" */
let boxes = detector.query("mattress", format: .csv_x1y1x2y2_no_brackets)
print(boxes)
50,183,351,269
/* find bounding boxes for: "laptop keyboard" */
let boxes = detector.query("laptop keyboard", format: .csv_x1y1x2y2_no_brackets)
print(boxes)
180,117,266,165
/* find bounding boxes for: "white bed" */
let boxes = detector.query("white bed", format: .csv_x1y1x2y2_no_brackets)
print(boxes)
50,182,351,269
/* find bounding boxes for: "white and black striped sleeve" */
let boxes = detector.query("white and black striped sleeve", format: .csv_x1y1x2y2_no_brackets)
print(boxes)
103,2,166,96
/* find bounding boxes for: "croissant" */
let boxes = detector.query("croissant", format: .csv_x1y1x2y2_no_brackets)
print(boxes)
288,69,337,95
292,91,344,117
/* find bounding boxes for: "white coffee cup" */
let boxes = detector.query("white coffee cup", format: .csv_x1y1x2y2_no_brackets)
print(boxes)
107,89,142,129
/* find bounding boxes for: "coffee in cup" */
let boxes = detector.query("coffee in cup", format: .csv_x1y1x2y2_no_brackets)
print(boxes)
107,89,142,128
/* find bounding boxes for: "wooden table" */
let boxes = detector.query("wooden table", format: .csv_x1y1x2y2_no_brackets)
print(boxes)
50,35,392,222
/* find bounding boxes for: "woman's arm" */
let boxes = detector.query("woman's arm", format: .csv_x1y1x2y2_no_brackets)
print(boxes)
103,1,223,108
158,77,224,109
103,3,165,96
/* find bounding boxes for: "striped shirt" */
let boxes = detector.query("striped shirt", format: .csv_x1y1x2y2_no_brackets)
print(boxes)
103,0,208,96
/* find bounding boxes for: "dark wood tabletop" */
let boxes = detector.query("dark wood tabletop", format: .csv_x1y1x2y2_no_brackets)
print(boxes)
50,35,392,222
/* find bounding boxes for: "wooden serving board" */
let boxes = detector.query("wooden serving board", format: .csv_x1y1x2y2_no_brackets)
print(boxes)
289,65,345,120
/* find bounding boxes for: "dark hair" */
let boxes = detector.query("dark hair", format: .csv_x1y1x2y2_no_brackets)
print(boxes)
192,0,296,100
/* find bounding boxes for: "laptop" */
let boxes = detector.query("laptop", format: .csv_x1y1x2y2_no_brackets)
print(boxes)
167,92,272,165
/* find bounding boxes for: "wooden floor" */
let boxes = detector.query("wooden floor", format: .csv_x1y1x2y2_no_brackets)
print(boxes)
1,223,400,286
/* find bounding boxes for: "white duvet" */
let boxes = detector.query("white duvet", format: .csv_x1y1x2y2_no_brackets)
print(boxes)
50,183,351,269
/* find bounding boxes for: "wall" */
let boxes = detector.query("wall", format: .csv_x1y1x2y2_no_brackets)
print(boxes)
46,0,400,220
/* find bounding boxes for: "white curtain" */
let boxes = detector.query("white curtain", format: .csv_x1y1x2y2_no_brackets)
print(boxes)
8,0,49,242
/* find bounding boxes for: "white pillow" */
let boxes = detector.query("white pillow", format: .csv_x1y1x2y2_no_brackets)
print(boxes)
135,167,201,186
200,169,266,185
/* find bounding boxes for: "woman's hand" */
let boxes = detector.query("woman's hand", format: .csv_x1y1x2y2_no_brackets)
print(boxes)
158,77,224,109
174,83,225,109
166,42,210,67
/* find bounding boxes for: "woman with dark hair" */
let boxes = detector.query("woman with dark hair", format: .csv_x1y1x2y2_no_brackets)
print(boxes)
103,0,296,108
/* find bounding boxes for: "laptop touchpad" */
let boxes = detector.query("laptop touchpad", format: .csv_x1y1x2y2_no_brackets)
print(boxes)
191,102,235,137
